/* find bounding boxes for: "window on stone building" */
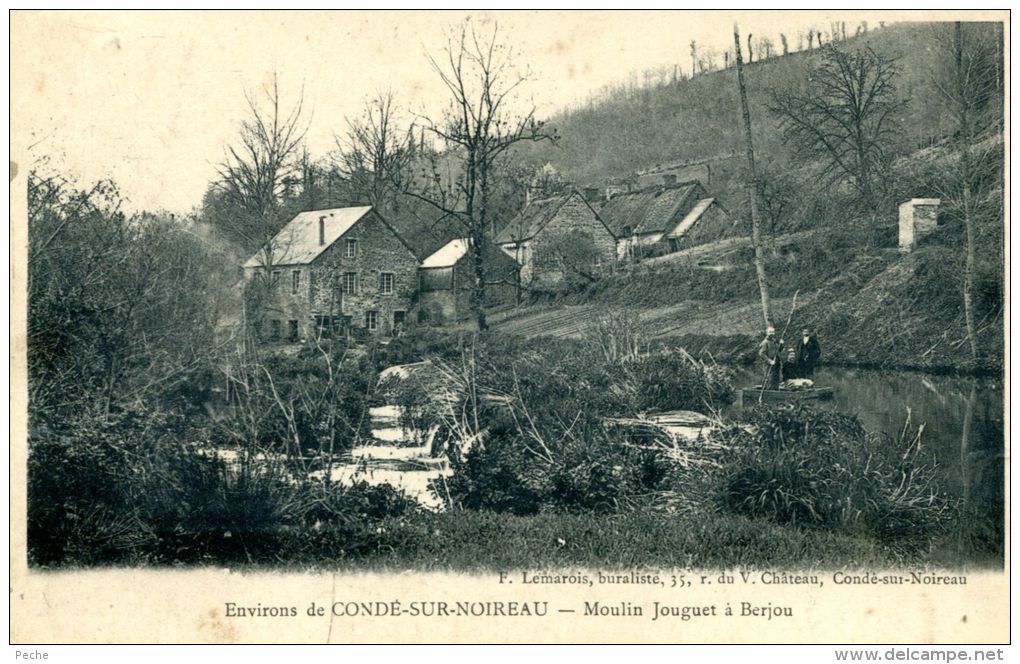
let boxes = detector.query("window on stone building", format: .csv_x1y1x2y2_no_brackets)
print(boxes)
393,310,405,331
345,239,358,258
365,310,378,331
288,319,299,341
271,270,282,287
269,319,281,340
314,315,336,339
291,270,301,294
342,272,358,295
379,272,395,295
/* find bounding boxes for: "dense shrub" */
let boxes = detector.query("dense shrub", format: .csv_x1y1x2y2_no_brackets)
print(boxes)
438,419,677,515
715,405,952,542
377,331,733,515
212,346,374,456
27,406,419,567
370,327,476,371
441,425,545,515
628,350,734,412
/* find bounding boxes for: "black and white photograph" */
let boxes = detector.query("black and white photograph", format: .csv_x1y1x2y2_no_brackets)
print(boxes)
9,9,1008,646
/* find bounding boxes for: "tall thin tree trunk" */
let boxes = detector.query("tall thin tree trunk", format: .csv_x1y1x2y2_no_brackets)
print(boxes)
956,22,978,360
472,157,490,332
734,24,772,328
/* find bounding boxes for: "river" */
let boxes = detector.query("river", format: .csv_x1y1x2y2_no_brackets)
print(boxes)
727,365,1005,565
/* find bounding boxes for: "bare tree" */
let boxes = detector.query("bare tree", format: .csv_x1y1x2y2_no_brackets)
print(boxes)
410,19,554,331
215,73,309,263
757,166,798,253
930,22,1003,359
690,40,698,77
769,45,904,215
734,24,772,328
780,33,789,55
334,92,415,218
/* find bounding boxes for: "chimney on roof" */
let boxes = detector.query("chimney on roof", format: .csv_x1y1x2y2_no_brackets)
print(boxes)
319,216,326,245
663,173,678,188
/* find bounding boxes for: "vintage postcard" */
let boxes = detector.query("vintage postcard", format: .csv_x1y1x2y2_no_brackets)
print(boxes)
9,9,1009,645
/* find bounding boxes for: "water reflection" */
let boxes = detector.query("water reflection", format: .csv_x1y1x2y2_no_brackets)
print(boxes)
727,366,1005,565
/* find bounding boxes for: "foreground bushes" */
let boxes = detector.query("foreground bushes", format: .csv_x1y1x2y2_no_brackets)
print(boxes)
439,418,676,515
377,328,731,514
28,410,418,566
715,405,953,544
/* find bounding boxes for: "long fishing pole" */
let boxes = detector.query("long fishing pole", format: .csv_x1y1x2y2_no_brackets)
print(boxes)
758,289,799,404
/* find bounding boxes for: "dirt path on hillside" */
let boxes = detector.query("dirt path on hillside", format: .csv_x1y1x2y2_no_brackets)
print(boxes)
488,293,817,341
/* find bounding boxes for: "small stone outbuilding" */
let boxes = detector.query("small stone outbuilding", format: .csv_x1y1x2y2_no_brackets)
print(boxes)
496,191,617,290
898,198,941,252
417,237,519,324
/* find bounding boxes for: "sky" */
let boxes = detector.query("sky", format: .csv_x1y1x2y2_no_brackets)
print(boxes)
11,9,935,214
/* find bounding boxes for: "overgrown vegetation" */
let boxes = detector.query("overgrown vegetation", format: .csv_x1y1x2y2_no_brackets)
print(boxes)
715,406,952,544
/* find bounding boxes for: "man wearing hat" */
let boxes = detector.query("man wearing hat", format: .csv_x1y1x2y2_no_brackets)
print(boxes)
793,327,822,379
757,324,784,390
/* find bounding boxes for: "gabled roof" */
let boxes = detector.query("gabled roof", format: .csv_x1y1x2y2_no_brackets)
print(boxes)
598,182,705,237
495,191,614,245
421,238,470,268
243,206,372,268
666,197,717,238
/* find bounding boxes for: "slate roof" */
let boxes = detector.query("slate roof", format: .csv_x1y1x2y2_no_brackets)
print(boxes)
495,194,572,245
243,207,374,268
598,182,704,237
495,191,614,245
666,197,716,239
421,238,470,268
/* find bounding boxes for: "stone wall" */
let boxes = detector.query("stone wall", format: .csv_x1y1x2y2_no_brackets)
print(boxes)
243,264,313,341
528,194,617,289
308,210,419,336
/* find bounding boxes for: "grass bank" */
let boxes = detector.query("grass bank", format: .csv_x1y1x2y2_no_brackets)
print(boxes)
323,509,971,571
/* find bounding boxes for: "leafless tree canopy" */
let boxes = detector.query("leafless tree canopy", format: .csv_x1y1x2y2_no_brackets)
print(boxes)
216,73,310,255
769,45,904,212
334,92,415,216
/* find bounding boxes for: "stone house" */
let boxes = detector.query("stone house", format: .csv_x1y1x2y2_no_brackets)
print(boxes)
495,191,617,289
242,206,419,340
598,178,734,260
417,237,519,324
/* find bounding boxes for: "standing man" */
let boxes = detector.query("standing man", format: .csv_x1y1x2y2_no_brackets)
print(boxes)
794,327,822,379
757,325,784,390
